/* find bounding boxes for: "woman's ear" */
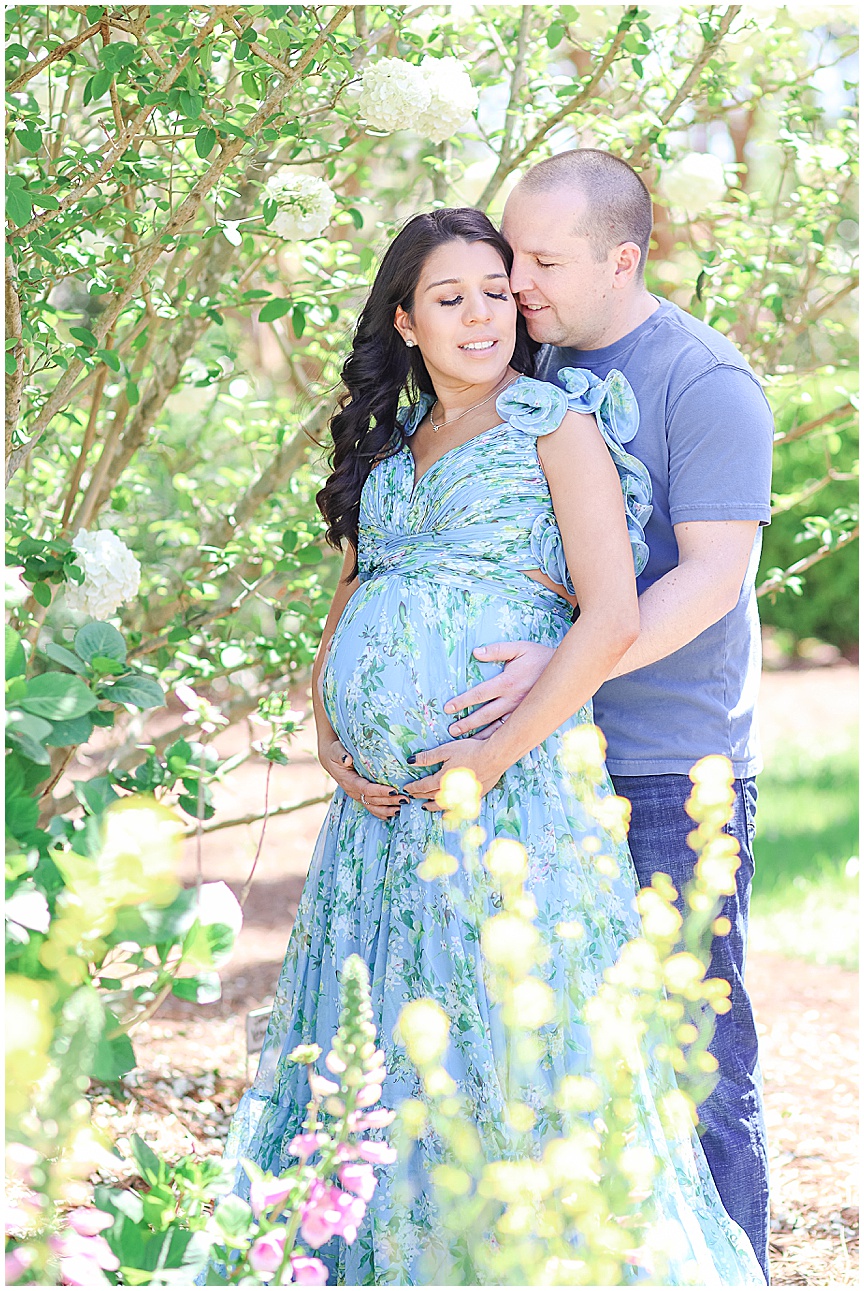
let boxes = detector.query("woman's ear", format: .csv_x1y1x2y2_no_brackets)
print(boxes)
394,305,417,347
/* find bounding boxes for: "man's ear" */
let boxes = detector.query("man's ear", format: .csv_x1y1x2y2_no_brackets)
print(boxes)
394,305,416,346
612,242,642,286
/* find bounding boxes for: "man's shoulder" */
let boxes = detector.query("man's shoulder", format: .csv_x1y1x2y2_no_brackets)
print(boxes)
652,298,756,378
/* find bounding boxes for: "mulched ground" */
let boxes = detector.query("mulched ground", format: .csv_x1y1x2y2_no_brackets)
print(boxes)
87,665,858,1286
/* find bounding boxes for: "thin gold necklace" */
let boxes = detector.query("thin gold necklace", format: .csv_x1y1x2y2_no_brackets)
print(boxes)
429,373,518,434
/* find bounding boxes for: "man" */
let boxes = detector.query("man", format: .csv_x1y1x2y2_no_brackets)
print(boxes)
442,149,774,1276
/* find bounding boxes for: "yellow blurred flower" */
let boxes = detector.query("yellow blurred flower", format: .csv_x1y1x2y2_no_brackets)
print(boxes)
5,976,55,1111
591,794,631,843
555,1075,601,1113
607,937,662,992
417,848,459,881
663,952,706,997
483,837,528,885
696,838,741,895
561,724,607,780
435,767,481,822
657,1088,697,1139
555,919,584,940
97,799,183,906
636,889,683,942
479,1158,550,1202
481,913,541,978
505,1101,536,1132
504,977,556,1028
398,1098,427,1137
396,998,451,1066
543,1129,600,1186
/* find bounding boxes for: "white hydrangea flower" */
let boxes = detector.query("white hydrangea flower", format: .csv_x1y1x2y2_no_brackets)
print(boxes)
356,57,432,133
66,529,141,620
264,170,336,241
660,153,727,212
194,881,243,938
415,55,479,143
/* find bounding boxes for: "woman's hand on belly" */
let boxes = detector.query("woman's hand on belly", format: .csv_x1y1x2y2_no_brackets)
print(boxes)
318,734,408,820
402,736,507,811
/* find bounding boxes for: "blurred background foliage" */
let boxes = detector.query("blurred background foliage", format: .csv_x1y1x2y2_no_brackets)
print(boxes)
4,5,859,919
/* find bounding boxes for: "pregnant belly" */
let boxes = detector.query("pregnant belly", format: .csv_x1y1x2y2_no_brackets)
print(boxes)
321,576,569,789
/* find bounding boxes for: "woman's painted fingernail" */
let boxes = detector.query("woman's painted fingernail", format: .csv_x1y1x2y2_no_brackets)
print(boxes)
406,754,416,764
389,789,400,796
342,754,349,763
400,797,410,805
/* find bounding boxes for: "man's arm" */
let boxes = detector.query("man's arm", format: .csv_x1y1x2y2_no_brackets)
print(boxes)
443,518,759,737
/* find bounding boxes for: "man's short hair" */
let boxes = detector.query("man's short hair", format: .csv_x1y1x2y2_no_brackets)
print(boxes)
518,149,653,276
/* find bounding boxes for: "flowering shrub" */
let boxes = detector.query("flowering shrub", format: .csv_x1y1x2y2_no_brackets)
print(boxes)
263,171,337,242
63,531,141,622
391,741,745,1285
356,54,478,142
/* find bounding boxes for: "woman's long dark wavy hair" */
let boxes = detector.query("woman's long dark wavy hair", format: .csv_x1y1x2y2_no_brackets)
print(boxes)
316,208,537,576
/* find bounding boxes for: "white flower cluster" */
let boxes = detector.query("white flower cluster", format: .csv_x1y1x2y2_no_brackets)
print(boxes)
264,170,337,241
660,152,727,213
65,528,141,620
356,55,478,144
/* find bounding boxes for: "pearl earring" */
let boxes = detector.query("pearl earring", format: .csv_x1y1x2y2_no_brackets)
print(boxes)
405,339,416,348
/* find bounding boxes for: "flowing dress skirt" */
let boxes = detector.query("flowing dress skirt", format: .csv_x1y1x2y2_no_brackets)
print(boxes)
219,571,765,1286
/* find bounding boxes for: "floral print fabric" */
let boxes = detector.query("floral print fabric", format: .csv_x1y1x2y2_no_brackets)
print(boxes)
217,373,764,1286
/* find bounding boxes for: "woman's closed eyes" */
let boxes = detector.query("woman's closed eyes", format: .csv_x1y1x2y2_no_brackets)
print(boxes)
439,290,510,306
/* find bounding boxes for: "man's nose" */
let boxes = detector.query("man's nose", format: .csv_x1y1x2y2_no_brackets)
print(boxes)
509,254,533,297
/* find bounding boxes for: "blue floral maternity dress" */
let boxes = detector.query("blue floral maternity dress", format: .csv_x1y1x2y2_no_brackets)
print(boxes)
219,372,765,1286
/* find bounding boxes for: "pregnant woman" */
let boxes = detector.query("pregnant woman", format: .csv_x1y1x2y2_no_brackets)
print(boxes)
218,209,765,1285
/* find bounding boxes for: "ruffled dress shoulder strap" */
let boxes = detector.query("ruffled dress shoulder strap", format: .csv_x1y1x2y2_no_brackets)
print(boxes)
495,375,570,437
556,366,652,575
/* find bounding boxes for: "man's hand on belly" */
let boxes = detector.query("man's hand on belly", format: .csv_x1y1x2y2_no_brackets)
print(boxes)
443,641,555,737
318,735,407,820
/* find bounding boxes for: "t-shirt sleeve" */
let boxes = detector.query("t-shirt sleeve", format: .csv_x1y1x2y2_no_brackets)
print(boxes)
667,365,774,526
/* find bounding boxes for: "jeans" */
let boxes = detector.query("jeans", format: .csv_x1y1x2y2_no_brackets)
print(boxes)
611,773,770,1282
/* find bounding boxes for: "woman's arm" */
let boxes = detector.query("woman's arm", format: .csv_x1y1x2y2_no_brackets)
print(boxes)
404,409,639,800
313,546,406,820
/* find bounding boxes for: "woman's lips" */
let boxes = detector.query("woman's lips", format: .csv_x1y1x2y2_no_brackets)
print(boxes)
458,338,499,351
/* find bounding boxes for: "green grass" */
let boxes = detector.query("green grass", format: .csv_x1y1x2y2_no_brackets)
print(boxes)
750,738,859,969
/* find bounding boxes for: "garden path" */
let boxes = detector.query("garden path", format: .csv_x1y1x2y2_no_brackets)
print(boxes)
93,664,859,1286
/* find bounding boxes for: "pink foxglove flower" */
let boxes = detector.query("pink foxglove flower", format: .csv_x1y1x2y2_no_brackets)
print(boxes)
287,1131,327,1158
338,1162,377,1203
356,1140,398,1165
5,1247,35,1285
66,1208,113,1237
291,1255,329,1284
249,1230,286,1274
355,1083,382,1107
355,1108,396,1130
300,1183,343,1248
249,1176,293,1219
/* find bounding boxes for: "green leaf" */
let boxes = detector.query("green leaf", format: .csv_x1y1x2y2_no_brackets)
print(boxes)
19,673,99,721
347,207,364,230
103,671,165,710
5,354,16,376
86,5,106,20
45,713,95,747
6,626,26,680
90,68,114,100
96,348,121,371
292,305,306,338
131,1133,164,1185
172,972,222,1004
98,41,138,71
546,22,565,48
40,641,89,674
16,127,42,152
69,326,98,348
6,184,33,227
5,756,25,802
631,58,644,77
258,297,292,323
6,795,40,839
32,581,52,608
93,1027,136,1081
195,126,217,158
125,379,139,406
212,1194,253,1242
74,621,127,664
73,774,118,816
5,728,51,766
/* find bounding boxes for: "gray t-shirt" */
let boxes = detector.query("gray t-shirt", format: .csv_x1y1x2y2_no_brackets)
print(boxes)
535,296,774,778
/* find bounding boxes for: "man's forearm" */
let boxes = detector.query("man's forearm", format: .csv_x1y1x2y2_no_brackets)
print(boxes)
607,561,738,679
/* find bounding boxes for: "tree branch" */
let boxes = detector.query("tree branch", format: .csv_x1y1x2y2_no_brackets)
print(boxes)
756,525,859,598
7,18,102,93
5,6,351,484
773,400,856,446
628,6,742,169
182,792,333,837
5,258,25,456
